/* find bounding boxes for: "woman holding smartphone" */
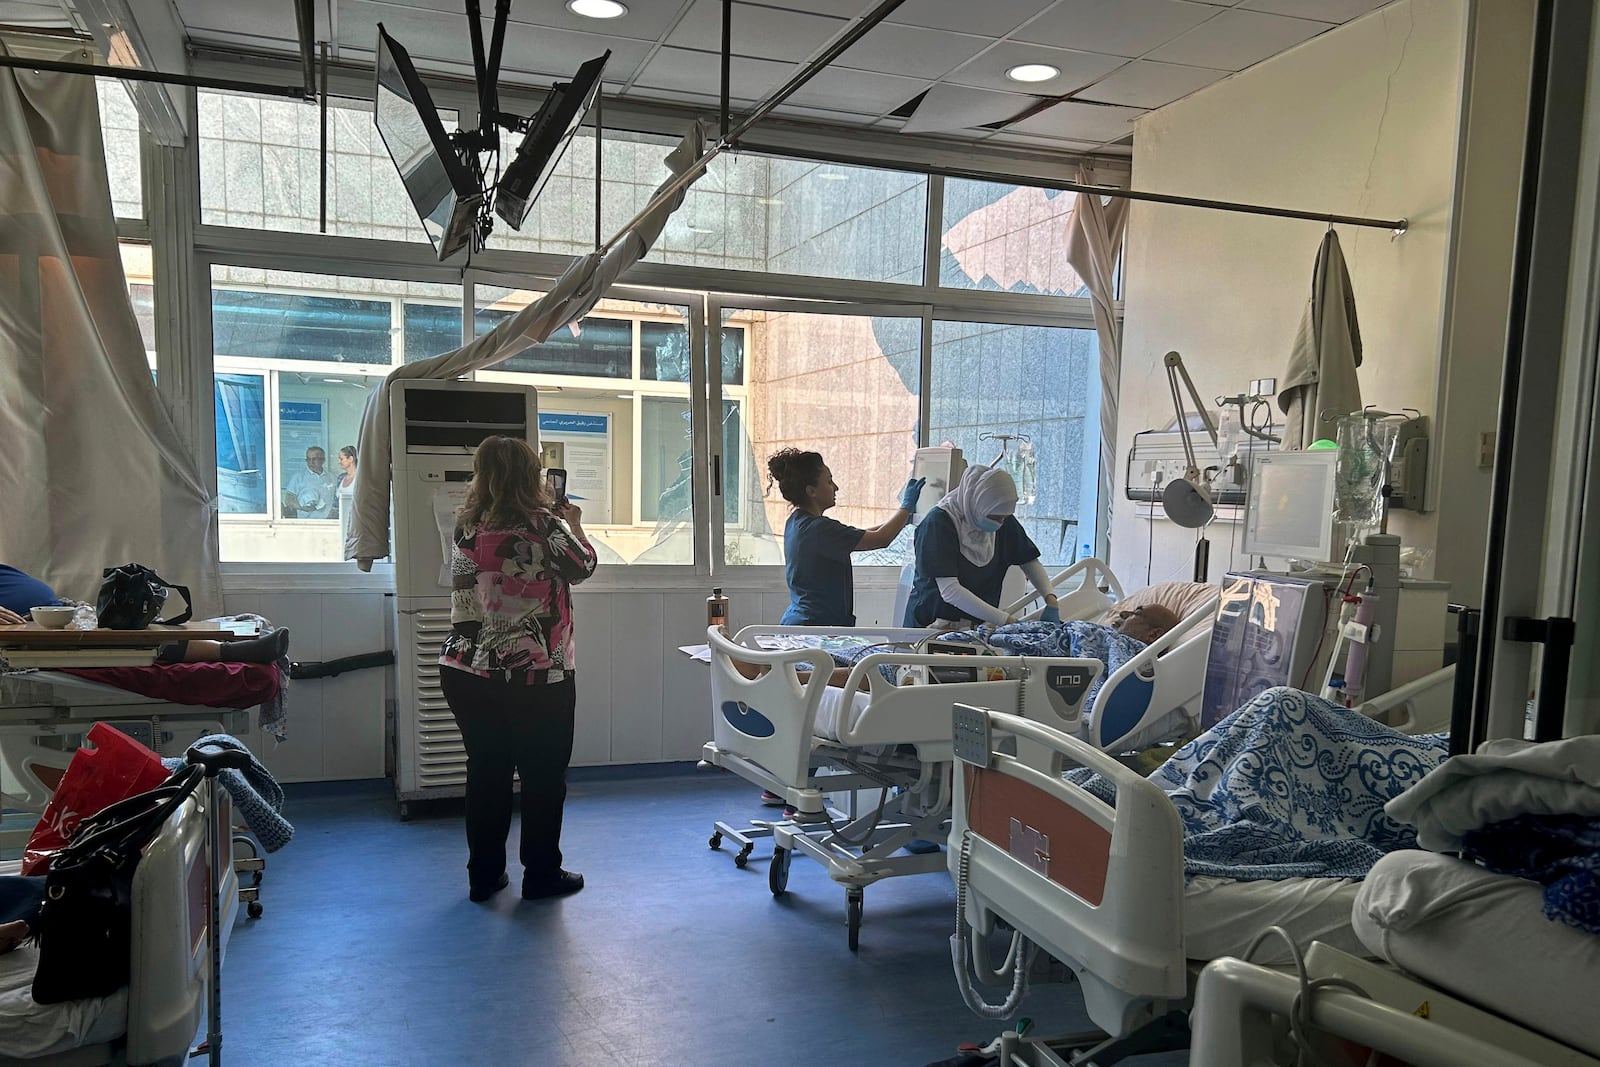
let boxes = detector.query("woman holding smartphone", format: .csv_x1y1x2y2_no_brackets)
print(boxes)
439,437,597,903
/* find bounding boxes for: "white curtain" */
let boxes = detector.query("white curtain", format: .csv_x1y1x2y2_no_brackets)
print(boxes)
1064,165,1130,557
0,45,220,613
347,123,707,568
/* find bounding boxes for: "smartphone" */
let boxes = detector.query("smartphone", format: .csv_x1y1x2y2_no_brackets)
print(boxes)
546,468,568,506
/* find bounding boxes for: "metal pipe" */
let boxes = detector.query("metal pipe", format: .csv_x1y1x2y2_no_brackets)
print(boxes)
719,0,731,144
1448,606,1479,756
594,88,603,250
319,40,329,234
0,52,311,97
1472,0,1557,736
294,0,316,98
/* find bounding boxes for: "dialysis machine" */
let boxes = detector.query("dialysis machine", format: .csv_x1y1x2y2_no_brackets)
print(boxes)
389,380,539,816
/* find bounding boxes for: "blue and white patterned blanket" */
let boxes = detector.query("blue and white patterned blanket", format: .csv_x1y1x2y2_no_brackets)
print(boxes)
1462,814,1600,935
945,621,1146,713
1070,686,1448,880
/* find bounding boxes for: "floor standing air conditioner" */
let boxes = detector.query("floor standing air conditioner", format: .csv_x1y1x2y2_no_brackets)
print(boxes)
389,380,538,816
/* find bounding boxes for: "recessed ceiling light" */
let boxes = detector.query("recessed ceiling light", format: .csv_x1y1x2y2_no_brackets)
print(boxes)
566,0,627,18
1005,63,1060,84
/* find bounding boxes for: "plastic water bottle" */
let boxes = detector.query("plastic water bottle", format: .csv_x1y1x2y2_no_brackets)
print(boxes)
706,588,729,636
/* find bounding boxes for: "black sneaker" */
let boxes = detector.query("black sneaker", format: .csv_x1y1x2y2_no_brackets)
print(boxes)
522,870,584,900
469,872,509,903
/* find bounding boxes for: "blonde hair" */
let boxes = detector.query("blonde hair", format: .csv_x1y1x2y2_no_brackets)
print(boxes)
456,436,552,531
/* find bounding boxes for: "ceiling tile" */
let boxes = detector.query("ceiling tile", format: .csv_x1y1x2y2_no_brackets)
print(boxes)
834,23,993,80
770,102,885,123
901,83,1040,134
632,46,793,100
667,0,846,63
1146,8,1331,70
180,0,304,45
337,0,650,81
884,0,1053,37
945,40,1124,94
1237,0,1391,21
1075,59,1227,108
1006,99,1146,143
0,0,75,28
353,0,685,41
1019,0,1218,59
783,66,930,114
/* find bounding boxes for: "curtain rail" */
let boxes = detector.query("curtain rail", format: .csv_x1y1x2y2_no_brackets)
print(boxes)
0,53,311,98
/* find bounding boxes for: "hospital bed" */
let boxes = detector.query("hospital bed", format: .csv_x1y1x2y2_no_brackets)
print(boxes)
943,677,1450,1066
0,775,239,1066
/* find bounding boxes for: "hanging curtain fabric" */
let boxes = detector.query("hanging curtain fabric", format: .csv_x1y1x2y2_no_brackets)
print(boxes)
1279,229,1363,449
0,44,220,613
1064,165,1131,557
346,123,707,569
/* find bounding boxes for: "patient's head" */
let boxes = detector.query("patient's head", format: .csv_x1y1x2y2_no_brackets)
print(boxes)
1110,604,1180,645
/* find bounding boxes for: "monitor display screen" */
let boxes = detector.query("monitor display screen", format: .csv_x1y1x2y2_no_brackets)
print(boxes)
374,25,480,259
495,53,609,231
1241,452,1338,561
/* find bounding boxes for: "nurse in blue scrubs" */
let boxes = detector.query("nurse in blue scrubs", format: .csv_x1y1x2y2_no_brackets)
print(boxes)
767,449,924,627
903,465,1060,628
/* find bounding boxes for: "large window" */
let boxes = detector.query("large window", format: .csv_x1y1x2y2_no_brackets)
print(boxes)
97,80,142,220
929,322,1101,568
717,305,922,567
209,266,463,562
179,87,1114,576
472,284,713,566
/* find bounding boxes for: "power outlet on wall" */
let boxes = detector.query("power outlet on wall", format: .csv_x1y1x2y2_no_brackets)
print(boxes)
1478,431,1497,469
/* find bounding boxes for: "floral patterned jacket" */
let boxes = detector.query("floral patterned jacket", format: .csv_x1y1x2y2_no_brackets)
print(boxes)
438,513,598,685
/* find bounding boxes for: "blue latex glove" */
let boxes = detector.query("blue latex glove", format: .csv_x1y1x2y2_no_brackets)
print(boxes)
1040,604,1061,623
898,476,926,513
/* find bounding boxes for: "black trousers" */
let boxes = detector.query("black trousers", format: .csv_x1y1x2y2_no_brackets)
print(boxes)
440,669,577,891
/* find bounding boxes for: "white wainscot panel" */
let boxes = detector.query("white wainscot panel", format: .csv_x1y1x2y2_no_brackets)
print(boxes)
662,593,715,762
570,591,614,767
608,593,665,763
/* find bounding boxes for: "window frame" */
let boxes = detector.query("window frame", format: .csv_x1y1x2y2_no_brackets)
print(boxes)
144,74,1121,584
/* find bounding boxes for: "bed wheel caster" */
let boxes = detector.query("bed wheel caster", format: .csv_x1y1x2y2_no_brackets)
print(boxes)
846,889,863,951
247,901,264,919
734,843,753,869
708,832,723,851
769,846,791,896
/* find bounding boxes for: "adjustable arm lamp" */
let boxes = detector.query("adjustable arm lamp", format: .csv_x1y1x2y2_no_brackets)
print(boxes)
1162,351,1221,529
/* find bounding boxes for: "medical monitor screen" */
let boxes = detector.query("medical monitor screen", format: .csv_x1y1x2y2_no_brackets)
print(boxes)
1241,452,1338,562
375,25,479,259
495,53,609,231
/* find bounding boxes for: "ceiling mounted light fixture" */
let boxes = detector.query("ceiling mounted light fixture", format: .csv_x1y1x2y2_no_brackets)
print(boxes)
1005,63,1060,83
567,0,628,18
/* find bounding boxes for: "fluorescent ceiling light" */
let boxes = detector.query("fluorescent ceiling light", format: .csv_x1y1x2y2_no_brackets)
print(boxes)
1006,63,1060,84
567,0,627,18
757,198,784,206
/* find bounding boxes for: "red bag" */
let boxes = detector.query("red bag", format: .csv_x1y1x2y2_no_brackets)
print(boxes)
21,723,171,876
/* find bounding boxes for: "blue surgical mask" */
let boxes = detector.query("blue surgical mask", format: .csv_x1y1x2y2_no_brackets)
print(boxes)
975,516,1003,533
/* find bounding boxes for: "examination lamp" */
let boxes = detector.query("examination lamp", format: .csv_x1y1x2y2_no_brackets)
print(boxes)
495,53,609,231
1161,351,1222,530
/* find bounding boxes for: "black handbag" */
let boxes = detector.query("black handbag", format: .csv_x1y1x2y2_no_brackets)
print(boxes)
31,764,205,1004
95,564,192,629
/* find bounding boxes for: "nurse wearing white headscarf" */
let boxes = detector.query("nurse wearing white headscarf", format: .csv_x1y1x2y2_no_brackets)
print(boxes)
902,465,1057,628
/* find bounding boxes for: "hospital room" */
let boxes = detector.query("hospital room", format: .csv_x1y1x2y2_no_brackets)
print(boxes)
2,0,1599,1063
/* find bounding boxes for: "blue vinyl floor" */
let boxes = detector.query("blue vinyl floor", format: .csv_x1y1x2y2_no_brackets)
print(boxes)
222,770,1190,1066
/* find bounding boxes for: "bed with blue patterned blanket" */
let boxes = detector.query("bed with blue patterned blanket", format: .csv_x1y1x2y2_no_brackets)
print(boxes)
1069,686,1449,881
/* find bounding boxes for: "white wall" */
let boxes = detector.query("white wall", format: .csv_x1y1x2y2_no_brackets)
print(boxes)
1114,0,1470,588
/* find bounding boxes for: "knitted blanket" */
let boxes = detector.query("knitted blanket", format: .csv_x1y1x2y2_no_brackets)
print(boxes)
164,734,293,853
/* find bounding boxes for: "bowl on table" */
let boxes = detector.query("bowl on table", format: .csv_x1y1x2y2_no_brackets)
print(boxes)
29,606,77,629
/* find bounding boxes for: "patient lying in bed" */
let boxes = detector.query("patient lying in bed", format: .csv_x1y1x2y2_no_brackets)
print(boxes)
1071,685,1449,881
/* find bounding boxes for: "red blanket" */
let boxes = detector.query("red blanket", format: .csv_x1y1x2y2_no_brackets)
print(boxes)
58,661,281,709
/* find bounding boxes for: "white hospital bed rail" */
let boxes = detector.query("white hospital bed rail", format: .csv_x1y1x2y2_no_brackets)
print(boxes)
950,702,1188,1053
1004,557,1125,623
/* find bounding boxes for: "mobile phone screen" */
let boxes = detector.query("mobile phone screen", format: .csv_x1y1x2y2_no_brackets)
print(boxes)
546,468,568,500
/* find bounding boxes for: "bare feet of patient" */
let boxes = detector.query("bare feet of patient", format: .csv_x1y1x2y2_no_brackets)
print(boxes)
0,920,30,954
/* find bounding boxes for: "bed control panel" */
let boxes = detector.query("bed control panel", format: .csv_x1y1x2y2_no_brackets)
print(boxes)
953,704,992,767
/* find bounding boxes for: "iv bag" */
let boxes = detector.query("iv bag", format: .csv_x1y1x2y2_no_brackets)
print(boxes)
1334,415,1399,528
